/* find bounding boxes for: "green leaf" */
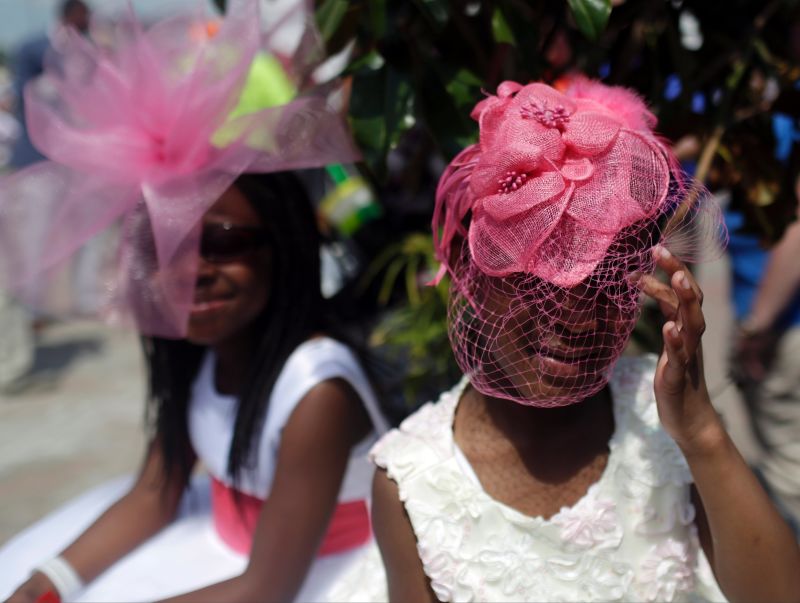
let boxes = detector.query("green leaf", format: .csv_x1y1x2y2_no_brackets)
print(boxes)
419,65,480,159
567,0,611,41
347,52,414,180
315,0,350,42
491,8,516,45
368,0,388,39
411,0,450,29
444,68,483,109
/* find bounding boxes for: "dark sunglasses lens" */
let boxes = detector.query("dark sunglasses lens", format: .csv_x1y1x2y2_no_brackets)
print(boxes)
201,228,260,263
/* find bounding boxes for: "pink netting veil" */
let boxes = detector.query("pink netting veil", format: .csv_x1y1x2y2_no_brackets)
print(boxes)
433,78,726,407
0,0,360,337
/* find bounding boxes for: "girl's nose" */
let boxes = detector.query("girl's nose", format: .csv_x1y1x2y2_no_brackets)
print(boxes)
195,257,217,287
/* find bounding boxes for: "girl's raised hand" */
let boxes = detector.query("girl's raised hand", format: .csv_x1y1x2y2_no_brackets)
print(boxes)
640,246,721,453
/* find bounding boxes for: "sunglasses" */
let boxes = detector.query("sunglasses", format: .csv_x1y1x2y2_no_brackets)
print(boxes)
200,222,268,263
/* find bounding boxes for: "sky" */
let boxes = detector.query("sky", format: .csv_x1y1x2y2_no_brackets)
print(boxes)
0,0,215,52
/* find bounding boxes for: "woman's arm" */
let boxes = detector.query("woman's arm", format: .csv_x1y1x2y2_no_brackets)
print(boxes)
741,220,800,334
372,468,438,603
643,246,800,603
7,440,192,603
160,378,372,603
733,220,800,383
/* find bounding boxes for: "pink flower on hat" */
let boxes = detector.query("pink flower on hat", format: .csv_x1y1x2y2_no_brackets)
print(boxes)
466,80,670,287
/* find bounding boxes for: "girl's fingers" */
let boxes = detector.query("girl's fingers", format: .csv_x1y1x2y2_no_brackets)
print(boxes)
672,269,706,357
652,245,707,357
653,245,704,305
662,320,688,391
640,274,679,319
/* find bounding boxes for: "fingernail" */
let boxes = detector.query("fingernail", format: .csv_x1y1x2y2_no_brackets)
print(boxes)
675,271,691,289
669,322,679,338
659,246,671,260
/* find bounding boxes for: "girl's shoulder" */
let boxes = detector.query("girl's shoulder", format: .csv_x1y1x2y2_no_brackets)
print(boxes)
283,335,358,366
370,377,468,481
268,336,388,436
275,336,364,396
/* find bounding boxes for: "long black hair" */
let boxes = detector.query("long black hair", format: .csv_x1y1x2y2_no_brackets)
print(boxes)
142,171,327,489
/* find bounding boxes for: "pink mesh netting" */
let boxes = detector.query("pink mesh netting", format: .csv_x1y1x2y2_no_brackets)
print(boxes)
0,0,360,337
433,79,726,407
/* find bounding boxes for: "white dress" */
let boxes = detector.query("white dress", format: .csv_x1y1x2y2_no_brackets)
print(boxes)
0,336,388,602
333,355,728,602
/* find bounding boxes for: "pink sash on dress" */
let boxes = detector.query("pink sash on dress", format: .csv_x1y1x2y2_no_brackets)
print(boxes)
210,477,371,556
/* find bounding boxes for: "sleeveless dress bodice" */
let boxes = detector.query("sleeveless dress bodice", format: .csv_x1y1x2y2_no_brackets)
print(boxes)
333,355,727,602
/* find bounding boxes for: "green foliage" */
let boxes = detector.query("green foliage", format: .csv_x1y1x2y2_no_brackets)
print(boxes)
360,232,457,403
567,0,611,41
346,51,415,180
490,7,516,45
315,0,350,42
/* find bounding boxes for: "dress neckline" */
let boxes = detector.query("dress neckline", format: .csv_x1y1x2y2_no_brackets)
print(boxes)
447,373,624,526
197,351,237,402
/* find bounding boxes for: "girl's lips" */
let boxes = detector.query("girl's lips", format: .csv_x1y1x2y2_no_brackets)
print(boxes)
190,297,234,317
523,340,598,363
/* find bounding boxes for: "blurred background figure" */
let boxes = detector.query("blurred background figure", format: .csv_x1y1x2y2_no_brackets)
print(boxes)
729,176,800,533
9,0,90,170
0,1,91,392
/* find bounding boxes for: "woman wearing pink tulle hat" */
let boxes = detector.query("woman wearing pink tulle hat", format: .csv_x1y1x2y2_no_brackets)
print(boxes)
0,2,389,602
332,79,800,602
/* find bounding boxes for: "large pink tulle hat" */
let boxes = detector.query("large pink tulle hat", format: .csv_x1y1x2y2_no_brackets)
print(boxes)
433,78,725,407
0,0,360,337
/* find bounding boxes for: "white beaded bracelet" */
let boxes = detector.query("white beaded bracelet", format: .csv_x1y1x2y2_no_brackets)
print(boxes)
35,556,84,602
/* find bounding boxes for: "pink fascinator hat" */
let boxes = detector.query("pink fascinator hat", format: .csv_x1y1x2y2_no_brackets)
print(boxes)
0,0,360,337
433,78,725,407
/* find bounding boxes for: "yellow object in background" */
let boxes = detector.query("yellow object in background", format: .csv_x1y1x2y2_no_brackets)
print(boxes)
230,53,297,118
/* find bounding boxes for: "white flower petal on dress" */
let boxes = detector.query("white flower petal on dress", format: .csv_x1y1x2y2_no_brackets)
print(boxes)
636,538,696,602
552,495,624,551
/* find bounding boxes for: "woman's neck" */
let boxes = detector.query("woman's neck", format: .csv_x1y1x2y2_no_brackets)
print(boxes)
454,384,616,518
470,386,614,448
211,330,260,396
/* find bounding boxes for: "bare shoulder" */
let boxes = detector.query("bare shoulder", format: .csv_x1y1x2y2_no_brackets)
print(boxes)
372,469,437,603
282,377,371,448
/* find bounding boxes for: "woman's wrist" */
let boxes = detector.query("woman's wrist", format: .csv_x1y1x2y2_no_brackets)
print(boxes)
738,314,773,337
33,556,84,602
674,416,730,462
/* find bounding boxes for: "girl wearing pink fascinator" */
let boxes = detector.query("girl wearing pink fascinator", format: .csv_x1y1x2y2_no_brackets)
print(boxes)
331,79,800,602
0,2,390,602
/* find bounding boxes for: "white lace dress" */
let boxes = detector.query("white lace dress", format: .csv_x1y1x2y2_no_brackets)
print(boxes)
334,355,728,602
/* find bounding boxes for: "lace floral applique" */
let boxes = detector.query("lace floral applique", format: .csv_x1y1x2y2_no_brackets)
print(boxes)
637,488,696,535
424,466,484,521
546,555,635,601
636,538,696,601
552,493,623,551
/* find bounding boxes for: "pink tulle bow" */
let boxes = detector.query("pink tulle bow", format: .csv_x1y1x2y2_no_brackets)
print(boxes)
0,0,361,337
